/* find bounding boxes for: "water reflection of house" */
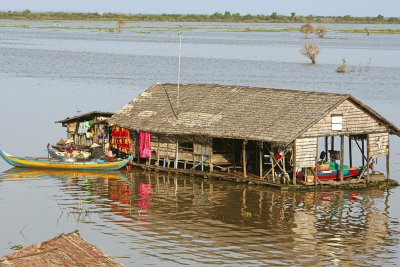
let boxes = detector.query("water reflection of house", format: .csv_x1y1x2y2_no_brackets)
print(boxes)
109,83,400,188
55,111,114,148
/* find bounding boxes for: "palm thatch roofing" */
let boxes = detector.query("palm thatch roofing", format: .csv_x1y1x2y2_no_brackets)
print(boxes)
109,83,400,145
0,231,124,267
55,111,114,124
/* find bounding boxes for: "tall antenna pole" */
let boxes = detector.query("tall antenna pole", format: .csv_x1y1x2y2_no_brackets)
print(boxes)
177,31,182,118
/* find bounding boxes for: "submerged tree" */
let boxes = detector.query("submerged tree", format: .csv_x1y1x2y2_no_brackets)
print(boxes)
300,42,320,64
300,23,314,38
336,59,347,73
116,18,126,32
314,26,327,38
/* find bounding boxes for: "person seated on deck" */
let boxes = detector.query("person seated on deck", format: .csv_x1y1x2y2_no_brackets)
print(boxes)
89,143,106,160
105,142,116,160
65,139,76,157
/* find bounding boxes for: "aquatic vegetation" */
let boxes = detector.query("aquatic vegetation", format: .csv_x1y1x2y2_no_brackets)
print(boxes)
336,59,347,73
10,244,23,250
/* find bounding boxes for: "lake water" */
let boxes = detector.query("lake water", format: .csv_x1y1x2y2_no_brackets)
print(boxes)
0,21,400,266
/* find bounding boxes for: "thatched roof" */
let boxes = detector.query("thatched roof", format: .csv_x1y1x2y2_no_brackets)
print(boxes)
0,231,124,267
55,111,114,124
109,83,400,145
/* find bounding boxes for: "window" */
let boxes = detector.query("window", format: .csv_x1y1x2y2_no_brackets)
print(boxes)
179,142,193,152
331,115,343,131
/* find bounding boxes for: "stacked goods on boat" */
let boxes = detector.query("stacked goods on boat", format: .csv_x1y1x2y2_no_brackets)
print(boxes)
296,162,363,182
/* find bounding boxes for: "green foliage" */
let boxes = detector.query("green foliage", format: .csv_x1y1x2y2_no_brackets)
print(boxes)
0,11,399,24
11,244,23,250
241,211,252,218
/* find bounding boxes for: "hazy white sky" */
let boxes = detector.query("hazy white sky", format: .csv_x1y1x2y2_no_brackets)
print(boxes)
1,0,399,17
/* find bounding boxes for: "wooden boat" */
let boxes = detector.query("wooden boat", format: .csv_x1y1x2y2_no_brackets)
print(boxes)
47,144,90,159
0,150,132,171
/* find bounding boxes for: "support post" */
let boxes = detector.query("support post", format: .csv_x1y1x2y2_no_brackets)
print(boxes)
325,136,328,161
386,136,390,182
174,140,179,169
331,136,335,152
315,139,318,186
292,141,296,185
366,135,370,181
156,141,160,167
362,138,365,166
243,140,247,178
259,142,263,179
340,135,344,182
349,136,352,167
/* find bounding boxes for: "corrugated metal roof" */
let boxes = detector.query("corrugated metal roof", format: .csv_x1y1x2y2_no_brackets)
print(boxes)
55,111,114,124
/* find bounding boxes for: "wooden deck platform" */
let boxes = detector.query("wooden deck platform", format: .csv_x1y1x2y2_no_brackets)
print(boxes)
128,162,394,190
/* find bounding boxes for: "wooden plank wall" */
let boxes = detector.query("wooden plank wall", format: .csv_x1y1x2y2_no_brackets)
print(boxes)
368,132,389,158
301,100,387,138
150,134,212,162
295,137,317,168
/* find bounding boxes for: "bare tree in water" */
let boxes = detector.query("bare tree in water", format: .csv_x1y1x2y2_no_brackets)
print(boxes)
300,23,314,38
116,18,126,32
314,26,327,38
300,42,320,64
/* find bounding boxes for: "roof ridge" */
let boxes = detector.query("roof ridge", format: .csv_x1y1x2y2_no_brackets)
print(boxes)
158,83,349,97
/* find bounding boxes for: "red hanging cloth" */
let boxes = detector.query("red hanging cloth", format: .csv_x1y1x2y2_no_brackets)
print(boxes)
139,131,151,158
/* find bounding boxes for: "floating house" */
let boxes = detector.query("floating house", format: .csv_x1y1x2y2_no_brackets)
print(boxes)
109,83,400,187
55,111,114,148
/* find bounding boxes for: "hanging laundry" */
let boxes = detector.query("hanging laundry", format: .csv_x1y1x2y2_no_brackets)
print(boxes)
139,131,151,158
111,125,131,153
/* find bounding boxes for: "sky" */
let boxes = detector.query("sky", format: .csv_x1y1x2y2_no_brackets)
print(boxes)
1,0,399,17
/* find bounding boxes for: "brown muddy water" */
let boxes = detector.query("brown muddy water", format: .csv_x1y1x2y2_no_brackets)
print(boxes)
0,21,400,266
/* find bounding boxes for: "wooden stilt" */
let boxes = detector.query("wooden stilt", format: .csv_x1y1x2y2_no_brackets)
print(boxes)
243,140,247,178
340,135,344,182
366,135,370,181
362,138,365,166
156,142,160,167
259,142,263,179
315,139,318,186
386,136,390,182
292,141,296,185
174,140,179,169
325,136,328,161
166,143,170,169
271,148,275,182
349,136,352,167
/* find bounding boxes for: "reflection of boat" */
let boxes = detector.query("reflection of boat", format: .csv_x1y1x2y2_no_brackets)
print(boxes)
1,167,128,180
0,150,131,171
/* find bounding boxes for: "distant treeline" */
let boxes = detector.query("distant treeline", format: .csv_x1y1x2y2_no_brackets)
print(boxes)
0,10,399,24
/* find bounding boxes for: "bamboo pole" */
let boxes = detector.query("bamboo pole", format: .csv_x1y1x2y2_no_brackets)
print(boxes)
340,135,344,182
243,140,247,178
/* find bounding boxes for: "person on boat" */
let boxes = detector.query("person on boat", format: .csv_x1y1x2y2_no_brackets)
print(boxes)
65,139,76,157
89,143,106,160
105,142,116,160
